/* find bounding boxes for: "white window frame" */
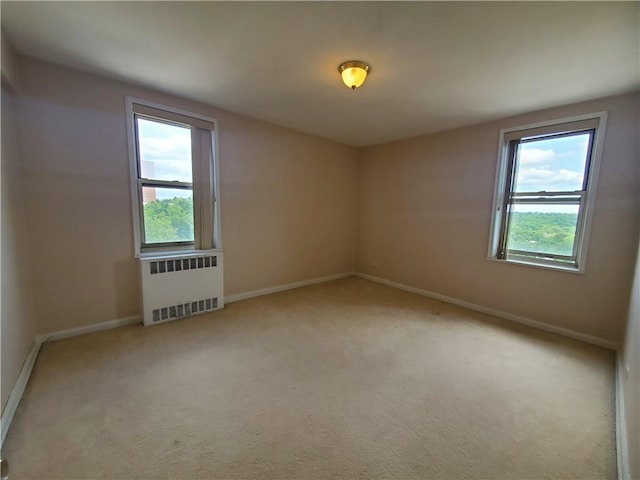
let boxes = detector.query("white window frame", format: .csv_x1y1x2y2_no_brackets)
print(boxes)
487,112,607,273
125,97,222,257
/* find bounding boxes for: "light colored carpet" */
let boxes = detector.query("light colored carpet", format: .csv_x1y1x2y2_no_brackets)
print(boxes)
4,277,616,479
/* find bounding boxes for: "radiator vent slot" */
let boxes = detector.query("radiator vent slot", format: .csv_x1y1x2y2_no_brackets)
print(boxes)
150,255,217,275
152,297,219,323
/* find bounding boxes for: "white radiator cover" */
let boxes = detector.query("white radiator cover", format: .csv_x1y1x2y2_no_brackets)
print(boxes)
140,251,224,326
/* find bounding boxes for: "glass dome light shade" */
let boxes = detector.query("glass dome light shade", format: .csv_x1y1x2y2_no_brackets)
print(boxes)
338,61,370,90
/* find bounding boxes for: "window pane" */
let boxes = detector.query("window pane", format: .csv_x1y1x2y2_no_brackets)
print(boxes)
506,204,579,257
512,132,591,193
137,117,192,182
142,187,194,244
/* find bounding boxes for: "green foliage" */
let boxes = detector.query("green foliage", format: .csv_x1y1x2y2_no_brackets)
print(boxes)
143,196,194,244
507,212,577,256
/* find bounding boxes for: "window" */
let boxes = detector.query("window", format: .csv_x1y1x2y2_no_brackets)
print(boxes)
488,113,607,272
126,99,221,255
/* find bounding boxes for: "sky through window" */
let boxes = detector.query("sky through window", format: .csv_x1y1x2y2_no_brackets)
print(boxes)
512,133,590,213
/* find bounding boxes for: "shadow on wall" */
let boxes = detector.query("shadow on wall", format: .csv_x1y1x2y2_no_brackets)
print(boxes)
113,258,141,319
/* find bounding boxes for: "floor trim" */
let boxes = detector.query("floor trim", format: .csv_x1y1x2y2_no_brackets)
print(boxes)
354,272,618,351
224,272,354,304
36,315,142,344
0,339,42,448
616,352,630,480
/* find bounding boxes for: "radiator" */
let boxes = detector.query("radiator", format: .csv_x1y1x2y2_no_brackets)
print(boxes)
139,252,224,326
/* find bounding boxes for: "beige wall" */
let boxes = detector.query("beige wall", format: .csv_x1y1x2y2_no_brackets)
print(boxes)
1,32,18,88
357,92,640,343
16,56,358,334
1,77,38,411
622,240,640,479
8,56,640,345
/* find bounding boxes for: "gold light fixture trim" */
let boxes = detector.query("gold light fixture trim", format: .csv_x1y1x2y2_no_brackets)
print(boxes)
338,61,370,90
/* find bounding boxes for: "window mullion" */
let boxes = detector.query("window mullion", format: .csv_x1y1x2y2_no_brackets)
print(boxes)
582,130,596,191
139,179,193,189
191,128,203,250
511,190,585,197
511,195,583,205
572,195,589,259
497,140,519,259
507,249,575,261
197,129,214,251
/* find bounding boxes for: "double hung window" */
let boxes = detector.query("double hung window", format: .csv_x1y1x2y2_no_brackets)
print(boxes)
488,113,606,272
127,99,220,255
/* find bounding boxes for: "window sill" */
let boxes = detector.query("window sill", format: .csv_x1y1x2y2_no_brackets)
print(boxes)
137,249,223,261
485,256,584,274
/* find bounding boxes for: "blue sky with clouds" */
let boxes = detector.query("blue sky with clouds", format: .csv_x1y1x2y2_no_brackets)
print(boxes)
137,117,193,200
512,132,590,213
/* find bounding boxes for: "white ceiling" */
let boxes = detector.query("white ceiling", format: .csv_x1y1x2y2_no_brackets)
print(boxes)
2,2,639,146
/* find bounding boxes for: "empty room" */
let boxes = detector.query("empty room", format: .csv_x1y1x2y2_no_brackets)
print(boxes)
1,2,639,479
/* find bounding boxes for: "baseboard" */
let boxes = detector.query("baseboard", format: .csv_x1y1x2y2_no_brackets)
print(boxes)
36,315,142,344
354,272,618,351
616,352,631,480
225,272,354,304
0,339,42,448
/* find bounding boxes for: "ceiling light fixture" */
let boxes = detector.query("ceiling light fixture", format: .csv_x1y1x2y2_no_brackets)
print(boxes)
338,61,370,90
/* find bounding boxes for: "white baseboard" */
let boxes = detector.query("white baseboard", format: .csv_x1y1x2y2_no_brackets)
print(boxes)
36,315,142,344
0,339,42,448
225,272,353,304
616,352,630,480
354,272,618,351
